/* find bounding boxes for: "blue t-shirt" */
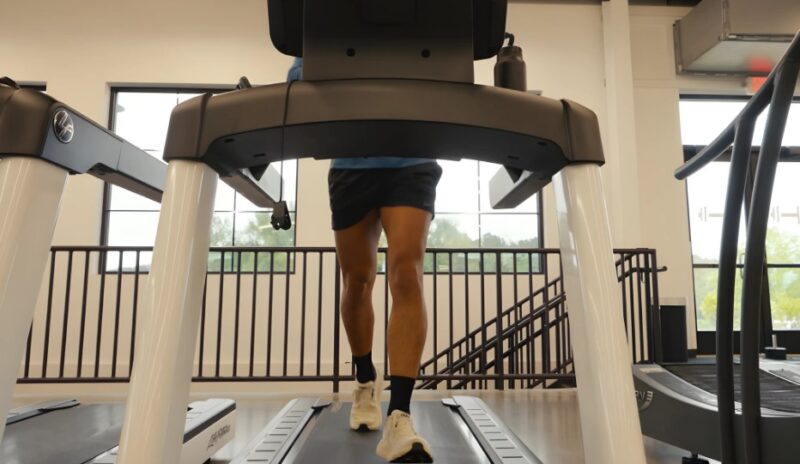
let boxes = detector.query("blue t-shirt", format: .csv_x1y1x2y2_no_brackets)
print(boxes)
287,58,433,170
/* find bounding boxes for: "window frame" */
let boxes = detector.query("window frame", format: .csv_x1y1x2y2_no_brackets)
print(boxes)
681,93,800,351
101,85,299,250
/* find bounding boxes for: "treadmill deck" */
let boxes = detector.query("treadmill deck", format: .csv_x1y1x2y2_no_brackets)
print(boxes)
236,397,541,464
665,362,800,413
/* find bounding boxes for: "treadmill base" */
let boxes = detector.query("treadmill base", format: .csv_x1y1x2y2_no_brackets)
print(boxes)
234,396,541,464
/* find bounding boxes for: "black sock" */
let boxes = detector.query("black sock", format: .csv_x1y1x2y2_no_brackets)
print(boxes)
388,376,415,415
353,352,376,383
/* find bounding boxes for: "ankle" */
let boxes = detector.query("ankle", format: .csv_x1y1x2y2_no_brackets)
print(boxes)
353,352,377,383
387,376,415,415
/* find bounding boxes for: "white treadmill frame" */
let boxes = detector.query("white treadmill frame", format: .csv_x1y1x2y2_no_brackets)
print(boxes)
117,160,219,464
0,157,67,444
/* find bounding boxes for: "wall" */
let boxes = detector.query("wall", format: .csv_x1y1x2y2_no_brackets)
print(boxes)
629,5,746,348
1,0,759,396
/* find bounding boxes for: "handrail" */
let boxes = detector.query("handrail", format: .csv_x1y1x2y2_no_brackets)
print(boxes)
419,295,566,389
420,251,660,379
418,277,562,371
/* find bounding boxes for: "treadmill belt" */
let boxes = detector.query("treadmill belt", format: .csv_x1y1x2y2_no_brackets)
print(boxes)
665,364,800,413
286,401,491,464
1,404,124,464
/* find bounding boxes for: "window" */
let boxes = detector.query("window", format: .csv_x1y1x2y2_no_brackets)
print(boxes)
104,89,298,271
681,97,800,331
379,159,542,273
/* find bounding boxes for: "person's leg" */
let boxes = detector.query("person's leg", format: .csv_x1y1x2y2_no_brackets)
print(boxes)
376,206,434,463
334,209,384,431
380,206,431,410
335,209,382,366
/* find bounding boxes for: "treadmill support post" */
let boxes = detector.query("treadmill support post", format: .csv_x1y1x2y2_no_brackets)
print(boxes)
0,157,67,444
117,160,218,464
553,164,646,464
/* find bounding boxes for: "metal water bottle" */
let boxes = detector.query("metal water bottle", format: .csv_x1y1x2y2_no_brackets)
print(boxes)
494,33,527,92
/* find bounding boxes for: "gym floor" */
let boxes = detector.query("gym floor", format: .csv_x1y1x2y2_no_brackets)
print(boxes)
189,389,710,464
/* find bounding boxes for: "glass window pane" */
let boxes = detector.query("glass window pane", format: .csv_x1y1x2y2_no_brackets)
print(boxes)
234,212,296,247
109,185,159,211
107,212,159,246
768,268,800,330
480,213,540,248
685,162,747,264
435,160,479,213
114,92,183,158
693,267,743,332
767,163,800,264
478,162,538,213
428,214,479,248
210,212,234,247
680,100,800,146
214,183,236,211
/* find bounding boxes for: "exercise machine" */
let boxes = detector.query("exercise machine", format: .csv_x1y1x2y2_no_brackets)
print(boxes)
0,80,239,462
0,78,164,444
115,1,647,463
634,32,800,464
3,398,235,464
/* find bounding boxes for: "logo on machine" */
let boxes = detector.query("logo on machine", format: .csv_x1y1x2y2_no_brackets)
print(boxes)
53,109,75,144
635,389,654,411
207,424,231,451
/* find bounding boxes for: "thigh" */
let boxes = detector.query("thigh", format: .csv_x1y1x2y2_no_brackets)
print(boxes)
380,206,432,270
334,209,383,280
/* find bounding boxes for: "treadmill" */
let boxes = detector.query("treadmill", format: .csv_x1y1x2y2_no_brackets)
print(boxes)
634,32,800,464
3,398,235,464
114,2,648,464
0,80,239,462
234,397,539,464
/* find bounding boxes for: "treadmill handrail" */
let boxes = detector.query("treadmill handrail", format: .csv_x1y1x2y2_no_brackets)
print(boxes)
0,84,166,201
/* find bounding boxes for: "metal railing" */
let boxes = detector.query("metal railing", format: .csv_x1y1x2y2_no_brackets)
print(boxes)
17,246,661,391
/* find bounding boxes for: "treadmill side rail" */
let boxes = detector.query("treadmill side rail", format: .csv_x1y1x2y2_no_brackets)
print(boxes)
5,399,79,426
232,398,320,464
452,396,544,464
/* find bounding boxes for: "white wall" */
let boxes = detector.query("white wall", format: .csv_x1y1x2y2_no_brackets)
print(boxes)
1,0,759,390
629,6,746,348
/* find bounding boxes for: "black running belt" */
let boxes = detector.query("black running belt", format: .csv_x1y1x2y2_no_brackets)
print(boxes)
285,402,491,464
1,404,124,464
665,363,800,413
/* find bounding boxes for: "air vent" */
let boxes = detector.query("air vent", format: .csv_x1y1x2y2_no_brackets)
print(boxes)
674,0,800,75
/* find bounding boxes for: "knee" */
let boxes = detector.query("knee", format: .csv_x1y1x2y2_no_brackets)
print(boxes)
342,272,375,298
388,260,424,300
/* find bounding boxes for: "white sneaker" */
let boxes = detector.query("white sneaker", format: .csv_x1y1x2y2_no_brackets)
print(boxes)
350,369,383,431
376,410,433,463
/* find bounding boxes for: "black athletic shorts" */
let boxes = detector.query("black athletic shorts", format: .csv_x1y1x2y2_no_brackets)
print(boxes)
328,162,443,230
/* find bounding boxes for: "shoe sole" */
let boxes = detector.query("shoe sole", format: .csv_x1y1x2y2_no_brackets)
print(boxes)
390,443,433,463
